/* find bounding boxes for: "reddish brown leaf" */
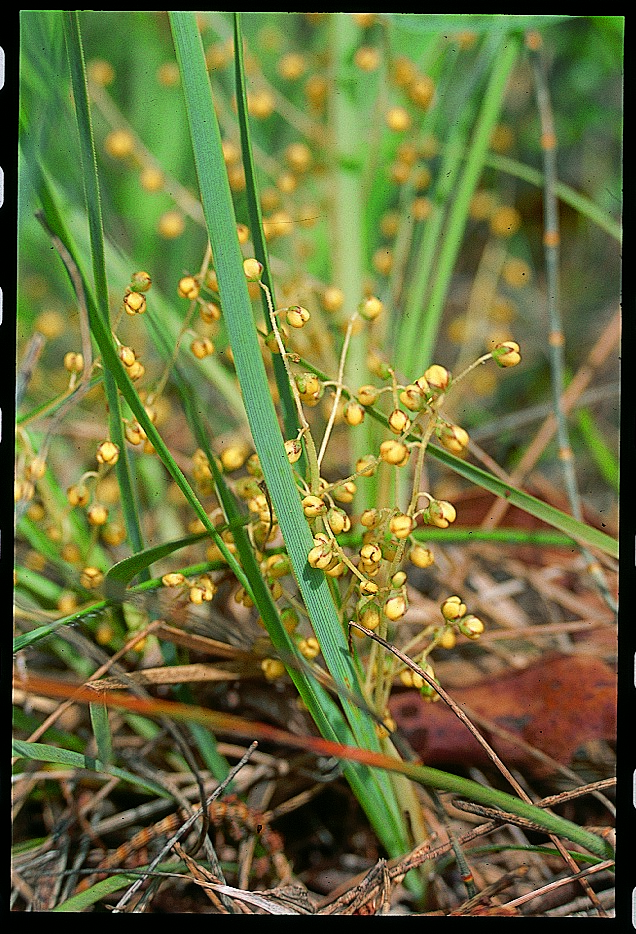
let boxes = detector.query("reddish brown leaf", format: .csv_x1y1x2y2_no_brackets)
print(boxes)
390,654,616,778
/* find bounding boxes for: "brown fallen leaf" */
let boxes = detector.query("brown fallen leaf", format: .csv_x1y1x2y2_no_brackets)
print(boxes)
389,653,616,779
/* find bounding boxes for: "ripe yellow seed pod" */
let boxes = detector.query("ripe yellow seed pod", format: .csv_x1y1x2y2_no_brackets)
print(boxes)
67,484,90,508
379,439,410,466
441,595,467,621
261,658,286,681
359,579,380,597
437,423,470,455
438,627,457,650
399,384,426,412
391,570,407,589
426,499,456,529
360,542,382,565
243,257,264,281
123,290,147,316
302,494,326,518
285,438,303,464
178,275,200,300
299,636,320,660
285,305,310,328
87,503,109,526
492,340,522,368
220,444,250,472
388,409,411,435
384,594,407,621
359,295,384,321
400,669,425,689
191,337,215,359
389,513,413,540
356,456,376,477
409,544,435,568
344,401,365,426
64,351,84,373
459,614,485,639
423,364,451,393
162,572,186,587
332,480,356,504
96,440,120,466
357,384,380,407
327,507,351,535
80,566,104,590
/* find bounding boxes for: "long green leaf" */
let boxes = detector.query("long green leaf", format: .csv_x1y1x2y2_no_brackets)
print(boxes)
168,10,412,864
12,739,172,798
63,12,147,567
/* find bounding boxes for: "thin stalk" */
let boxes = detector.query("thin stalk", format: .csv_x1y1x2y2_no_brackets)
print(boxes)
530,38,617,612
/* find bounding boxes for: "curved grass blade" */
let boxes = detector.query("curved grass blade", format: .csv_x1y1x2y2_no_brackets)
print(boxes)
12,739,172,799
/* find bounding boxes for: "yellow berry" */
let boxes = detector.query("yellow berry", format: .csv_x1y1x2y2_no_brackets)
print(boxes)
399,384,426,412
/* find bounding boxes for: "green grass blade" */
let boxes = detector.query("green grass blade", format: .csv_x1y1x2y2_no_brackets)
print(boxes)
63,12,147,566
232,12,300,446
168,10,412,863
12,739,172,798
89,698,113,766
